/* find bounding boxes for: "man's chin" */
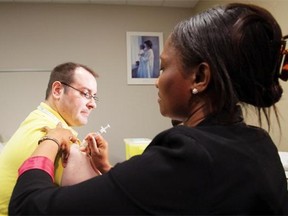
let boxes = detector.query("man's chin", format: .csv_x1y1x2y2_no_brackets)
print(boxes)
80,119,88,126
78,122,87,126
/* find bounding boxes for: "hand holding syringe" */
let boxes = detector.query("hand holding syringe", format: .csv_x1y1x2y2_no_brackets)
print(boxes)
80,124,111,148
61,124,111,185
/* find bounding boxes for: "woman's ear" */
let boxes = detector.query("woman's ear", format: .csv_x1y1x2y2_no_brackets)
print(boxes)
191,62,211,93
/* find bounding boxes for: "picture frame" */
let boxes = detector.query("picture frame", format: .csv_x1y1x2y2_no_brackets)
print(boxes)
126,31,163,85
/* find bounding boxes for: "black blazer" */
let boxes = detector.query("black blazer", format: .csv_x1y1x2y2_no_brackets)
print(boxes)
9,111,288,215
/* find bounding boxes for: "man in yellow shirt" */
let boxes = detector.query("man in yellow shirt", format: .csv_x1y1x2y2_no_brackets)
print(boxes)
0,62,99,216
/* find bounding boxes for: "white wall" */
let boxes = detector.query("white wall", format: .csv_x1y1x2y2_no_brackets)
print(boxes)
0,3,194,164
0,0,287,165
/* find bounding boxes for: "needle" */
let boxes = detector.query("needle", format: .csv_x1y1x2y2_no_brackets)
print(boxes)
80,124,110,148
98,124,111,135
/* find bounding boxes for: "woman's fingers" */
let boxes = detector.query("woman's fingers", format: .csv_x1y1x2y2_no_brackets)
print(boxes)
69,136,77,143
86,134,100,156
56,122,63,128
41,122,63,133
41,126,50,133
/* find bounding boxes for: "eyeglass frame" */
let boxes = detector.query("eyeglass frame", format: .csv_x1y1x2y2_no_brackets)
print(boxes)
60,82,98,102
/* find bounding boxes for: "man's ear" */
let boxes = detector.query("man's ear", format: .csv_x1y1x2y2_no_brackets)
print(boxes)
191,62,211,93
51,81,64,99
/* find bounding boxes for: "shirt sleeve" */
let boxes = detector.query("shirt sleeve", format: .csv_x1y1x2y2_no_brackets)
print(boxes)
9,127,214,215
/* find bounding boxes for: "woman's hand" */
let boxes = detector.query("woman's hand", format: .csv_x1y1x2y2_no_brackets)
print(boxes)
41,122,77,166
82,133,112,174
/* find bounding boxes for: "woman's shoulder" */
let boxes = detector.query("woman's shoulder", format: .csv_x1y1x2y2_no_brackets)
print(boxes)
153,124,225,141
149,125,211,149
150,123,271,151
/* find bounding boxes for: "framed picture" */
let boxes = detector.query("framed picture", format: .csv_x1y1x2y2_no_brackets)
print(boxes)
126,31,163,85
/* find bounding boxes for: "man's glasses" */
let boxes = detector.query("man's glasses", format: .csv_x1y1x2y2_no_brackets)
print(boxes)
60,82,98,102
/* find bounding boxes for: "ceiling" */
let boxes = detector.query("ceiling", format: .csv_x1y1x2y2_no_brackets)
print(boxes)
0,0,199,8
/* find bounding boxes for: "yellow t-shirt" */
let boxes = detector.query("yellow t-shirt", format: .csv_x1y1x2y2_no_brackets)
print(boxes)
0,102,78,216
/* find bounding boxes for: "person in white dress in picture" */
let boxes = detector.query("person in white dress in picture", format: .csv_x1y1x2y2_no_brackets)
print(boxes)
137,40,154,78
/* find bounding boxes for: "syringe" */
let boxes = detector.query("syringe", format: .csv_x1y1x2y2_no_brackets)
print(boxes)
80,124,111,148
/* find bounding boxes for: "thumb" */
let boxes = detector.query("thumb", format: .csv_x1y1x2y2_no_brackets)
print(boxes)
56,122,63,128
41,126,50,133
69,136,77,143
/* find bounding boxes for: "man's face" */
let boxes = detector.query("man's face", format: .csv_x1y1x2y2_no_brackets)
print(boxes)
58,67,97,126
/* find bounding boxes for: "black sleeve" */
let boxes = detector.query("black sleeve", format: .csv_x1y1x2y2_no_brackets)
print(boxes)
9,128,214,215
9,169,149,215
